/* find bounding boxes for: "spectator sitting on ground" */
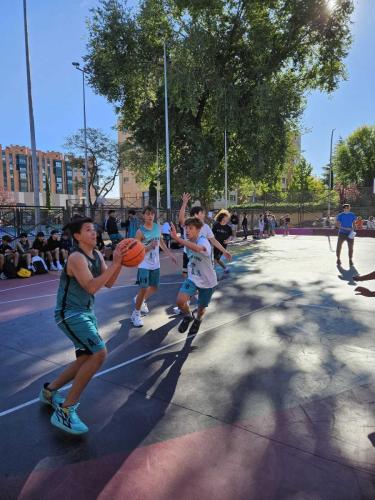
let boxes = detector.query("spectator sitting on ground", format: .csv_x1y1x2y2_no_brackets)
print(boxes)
0,235,19,277
367,216,375,229
16,232,33,271
32,232,53,270
47,230,63,271
59,230,73,263
354,216,363,230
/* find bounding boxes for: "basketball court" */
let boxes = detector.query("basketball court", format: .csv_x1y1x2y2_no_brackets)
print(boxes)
1,235,375,500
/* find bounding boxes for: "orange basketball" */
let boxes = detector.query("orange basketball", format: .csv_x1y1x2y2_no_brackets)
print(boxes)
118,238,145,267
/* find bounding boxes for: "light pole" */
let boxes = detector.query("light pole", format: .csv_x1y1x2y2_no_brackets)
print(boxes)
163,41,171,214
72,62,89,214
23,0,40,230
327,128,335,225
224,129,228,209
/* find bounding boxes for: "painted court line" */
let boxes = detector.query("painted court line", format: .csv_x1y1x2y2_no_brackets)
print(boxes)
0,293,302,418
0,281,184,305
0,278,59,293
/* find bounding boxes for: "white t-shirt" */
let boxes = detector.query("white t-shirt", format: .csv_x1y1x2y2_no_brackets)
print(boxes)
138,223,160,270
183,223,214,254
186,236,217,289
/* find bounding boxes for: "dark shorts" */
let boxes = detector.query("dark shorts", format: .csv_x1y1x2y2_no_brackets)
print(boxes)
182,252,189,273
179,279,215,308
136,268,160,288
55,311,106,357
214,245,226,261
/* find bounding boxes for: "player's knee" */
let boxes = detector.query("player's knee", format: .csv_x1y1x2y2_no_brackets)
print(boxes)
93,348,107,364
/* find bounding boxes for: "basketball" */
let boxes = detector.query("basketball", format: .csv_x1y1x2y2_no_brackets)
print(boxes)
118,238,145,267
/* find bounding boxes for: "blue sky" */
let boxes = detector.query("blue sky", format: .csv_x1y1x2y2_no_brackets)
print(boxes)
0,0,373,196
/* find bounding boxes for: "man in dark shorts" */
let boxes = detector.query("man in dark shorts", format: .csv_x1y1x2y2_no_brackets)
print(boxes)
336,203,357,266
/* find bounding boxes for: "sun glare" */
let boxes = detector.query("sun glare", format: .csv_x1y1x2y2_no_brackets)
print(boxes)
327,0,337,11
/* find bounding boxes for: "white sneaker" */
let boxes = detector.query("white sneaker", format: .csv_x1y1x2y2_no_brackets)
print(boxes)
173,306,182,315
0,272,8,280
133,296,149,315
131,310,144,327
50,264,58,271
56,262,63,271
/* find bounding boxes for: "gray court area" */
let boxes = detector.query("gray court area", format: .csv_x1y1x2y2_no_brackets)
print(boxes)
0,235,375,499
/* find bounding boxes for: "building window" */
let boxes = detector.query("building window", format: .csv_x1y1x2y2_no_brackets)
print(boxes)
123,177,129,183
2,151,7,190
16,154,28,192
229,194,236,203
9,154,14,191
65,161,73,194
54,160,63,194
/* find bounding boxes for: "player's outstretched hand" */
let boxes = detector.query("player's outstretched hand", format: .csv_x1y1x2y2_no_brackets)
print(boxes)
169,222,178,240
182,192,191,204
355,286,374,297
353,275,365,281
113,240,131,264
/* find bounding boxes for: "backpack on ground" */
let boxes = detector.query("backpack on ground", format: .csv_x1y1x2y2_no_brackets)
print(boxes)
2,260,18,279
31,256,49,274
17,268,32,279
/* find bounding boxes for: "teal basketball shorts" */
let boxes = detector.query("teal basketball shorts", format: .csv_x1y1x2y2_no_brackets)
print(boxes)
136,268,160,288
179,278,215,308
55,311,106,357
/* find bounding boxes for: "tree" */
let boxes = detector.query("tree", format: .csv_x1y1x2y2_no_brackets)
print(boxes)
333,126,375,187
84,0,354,204
334,182,360,204
289,158,326,202
64,128,124,208
0,187,16,206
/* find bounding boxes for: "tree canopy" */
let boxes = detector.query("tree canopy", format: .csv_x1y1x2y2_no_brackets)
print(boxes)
333,125,375,187
85,0,353,205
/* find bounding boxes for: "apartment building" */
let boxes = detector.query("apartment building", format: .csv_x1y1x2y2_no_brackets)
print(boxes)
0,144,87,206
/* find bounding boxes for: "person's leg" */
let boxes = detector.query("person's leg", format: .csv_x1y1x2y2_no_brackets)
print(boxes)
25,253,31,268
336,235,344,263
196,305,206,321
135,287,148,310
48,355,89,392
176,292,191,316
348,238,354,264
215,258,226,270
61,349,107,407
0,254,4,272
189,287,214,335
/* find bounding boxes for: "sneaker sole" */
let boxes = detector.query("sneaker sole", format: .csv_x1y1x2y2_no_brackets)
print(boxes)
51,414,88,435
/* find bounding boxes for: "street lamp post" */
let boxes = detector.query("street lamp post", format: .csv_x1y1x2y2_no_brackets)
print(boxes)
224,129,228,209
163,41,171,215
23,0,40,230
327,128,335,225
72,62,89,214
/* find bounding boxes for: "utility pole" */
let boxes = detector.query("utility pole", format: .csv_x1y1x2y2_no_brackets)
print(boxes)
327,128,335,225
163,41,171,215
23,0,40,229
72,62,90,215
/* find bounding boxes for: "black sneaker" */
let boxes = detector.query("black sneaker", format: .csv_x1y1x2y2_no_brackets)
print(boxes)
189,319,202,335
178,315,194,333
349,260,354,267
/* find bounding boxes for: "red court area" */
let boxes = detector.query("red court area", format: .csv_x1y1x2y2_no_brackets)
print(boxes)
1,236,375,500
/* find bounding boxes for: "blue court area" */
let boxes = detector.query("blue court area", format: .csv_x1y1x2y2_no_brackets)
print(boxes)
1,235,375,499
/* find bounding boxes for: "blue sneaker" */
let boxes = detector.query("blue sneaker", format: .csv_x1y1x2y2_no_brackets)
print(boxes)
51,403,89,435
39,383,65,408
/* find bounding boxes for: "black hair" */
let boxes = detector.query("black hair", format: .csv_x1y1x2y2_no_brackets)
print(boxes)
50,230,59,235
19,232,28,238
190,206,204,217
184,217,203,229
217,212,229,223
63,217,93,242
342,203,350,209
108,210,115,215
36,232,45,237
142,205,155,215
2,235,11,242
129,209,136,215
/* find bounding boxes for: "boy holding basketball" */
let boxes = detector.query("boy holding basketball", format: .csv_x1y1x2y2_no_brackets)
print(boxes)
170,218,217,335
131,206,177,327
39,217,130,435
